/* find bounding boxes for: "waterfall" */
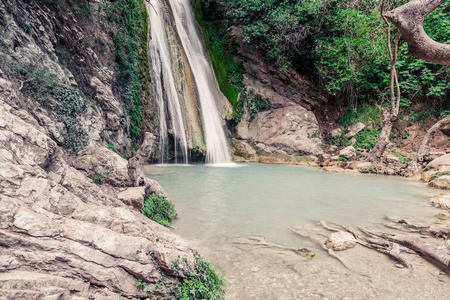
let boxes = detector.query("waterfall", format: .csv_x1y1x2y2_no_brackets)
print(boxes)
168,0,231,164
147,0,188,164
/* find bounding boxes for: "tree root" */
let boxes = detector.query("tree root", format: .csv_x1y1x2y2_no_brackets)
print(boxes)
232,236,315,258
289,227,352,270
361,228,450,271
387,217,450,240
318,221,413,268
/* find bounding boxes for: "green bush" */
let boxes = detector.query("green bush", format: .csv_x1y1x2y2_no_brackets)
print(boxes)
325,130,352,147
392,152,413,164
172,254,226,300
337,103,381,128
92,172,107,185
142,195,177,226
353,128,380,150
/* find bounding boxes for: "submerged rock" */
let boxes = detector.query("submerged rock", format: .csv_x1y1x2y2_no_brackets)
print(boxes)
325,231,357,251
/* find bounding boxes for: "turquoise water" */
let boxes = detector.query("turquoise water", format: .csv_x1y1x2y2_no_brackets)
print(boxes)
145,163,441,250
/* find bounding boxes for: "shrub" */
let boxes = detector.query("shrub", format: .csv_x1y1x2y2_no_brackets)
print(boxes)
392,152,413,164
142,195,177,226
353,128,380,150
336,156,348,162
92,172,107,185
172,254,226,300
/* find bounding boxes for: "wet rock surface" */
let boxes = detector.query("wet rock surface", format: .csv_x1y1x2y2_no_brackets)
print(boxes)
325,231,357,251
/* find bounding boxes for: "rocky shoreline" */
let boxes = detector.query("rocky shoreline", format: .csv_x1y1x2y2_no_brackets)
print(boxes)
0,82,197,299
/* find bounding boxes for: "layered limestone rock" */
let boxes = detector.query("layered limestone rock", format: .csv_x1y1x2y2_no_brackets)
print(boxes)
233,26,324,157
0,0,136,154
0,79,194,298
237,106,323,156
421,154,450,184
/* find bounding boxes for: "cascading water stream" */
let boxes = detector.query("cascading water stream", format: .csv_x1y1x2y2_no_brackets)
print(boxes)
147,0,188,164
168,0,231,164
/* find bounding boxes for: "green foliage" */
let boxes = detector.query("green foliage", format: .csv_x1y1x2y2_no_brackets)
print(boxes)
69,0,92,17
337,103,381,128
172,254,226,300
142,195,177,226
18,66,88,153
194,0,244,110
325,131,351,147
431,172,450,181
92,172,107,185
247,92,270,117
136,279,150,292
353,128,380,150
228,0,449,118
336,156,348,162
107,142,114,150
392,152,412,164
104,0,149,146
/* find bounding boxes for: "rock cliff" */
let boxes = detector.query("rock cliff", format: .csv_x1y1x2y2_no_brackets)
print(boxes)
0,0,196,298
0,76,194,299
233,27,325,156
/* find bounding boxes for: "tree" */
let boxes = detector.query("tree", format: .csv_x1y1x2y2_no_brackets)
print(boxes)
366,0,401,162
367,0,449,162
385,0,450,65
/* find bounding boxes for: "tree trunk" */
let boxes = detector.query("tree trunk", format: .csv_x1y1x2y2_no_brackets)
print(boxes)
417,115,450,162
385,0,450,65
128,132,156,186
366,109,394,162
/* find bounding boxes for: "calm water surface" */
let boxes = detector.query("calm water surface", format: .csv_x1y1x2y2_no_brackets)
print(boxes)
145,163,441,250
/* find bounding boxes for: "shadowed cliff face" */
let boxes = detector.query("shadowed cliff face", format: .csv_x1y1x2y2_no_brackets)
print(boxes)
232,25,325,156
0,0,157,155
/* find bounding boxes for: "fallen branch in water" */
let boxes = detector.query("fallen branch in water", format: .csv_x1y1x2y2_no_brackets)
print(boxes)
232,236,315,258
361,228,450,271
384,216,450,240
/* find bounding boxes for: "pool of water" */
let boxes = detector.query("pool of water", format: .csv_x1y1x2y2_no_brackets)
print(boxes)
145,163,441,250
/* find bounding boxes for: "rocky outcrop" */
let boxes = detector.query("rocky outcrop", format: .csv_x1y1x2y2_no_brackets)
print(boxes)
70,145,130,186
431,194,450,211
421,154,450,183
0,0,138,154
233,25,325,157
237,106,323,156
345,122,365,138
232,139,257,159
0,79,194,298
339,146,355,159
429,175,450,190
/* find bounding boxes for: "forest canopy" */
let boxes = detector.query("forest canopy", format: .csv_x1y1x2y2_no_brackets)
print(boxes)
226,0,449,116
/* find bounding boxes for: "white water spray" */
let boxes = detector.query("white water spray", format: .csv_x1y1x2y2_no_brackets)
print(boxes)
148,0,188,163
168,0,231,164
